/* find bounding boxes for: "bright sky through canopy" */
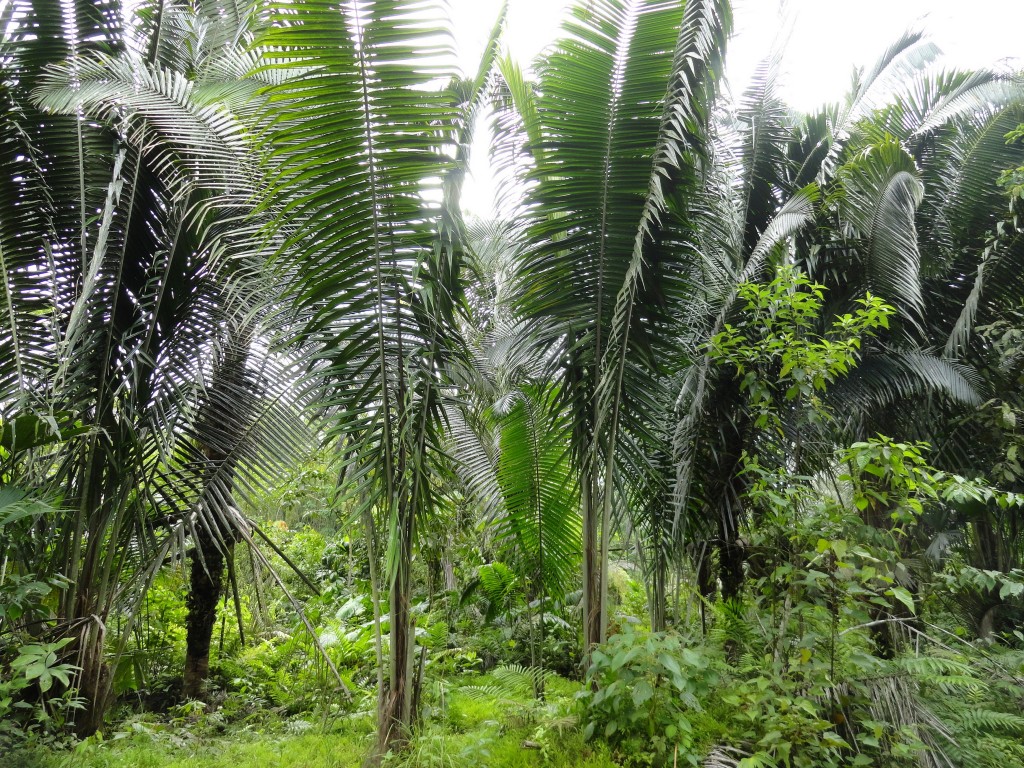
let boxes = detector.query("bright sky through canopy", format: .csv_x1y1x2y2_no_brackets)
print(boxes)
451,0,1024,217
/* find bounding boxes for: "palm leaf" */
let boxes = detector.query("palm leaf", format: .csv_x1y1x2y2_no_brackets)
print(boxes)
832,138,926,332
495,386,581,599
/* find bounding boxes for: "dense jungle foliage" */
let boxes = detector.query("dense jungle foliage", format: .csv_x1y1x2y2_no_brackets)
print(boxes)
2,0,1024,766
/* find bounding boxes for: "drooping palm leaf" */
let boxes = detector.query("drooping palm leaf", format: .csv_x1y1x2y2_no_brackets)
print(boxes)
495,386,581,600
831,138,926,333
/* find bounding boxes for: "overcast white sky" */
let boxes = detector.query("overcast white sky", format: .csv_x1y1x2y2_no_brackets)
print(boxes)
451,0,1024,216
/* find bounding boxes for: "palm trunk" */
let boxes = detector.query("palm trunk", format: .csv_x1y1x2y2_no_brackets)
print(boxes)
581,477,603,658
718,534,745,601
69,436,117,736
184,537,226,699
718,465,747,602
697,545,714,635
860,480,917,656
649,546,667,632
183,328,249,699
74,620,112,736
376,501,415,756
363,506,387,760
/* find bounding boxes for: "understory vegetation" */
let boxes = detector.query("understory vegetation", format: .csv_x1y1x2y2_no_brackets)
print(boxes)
2,0,1024,766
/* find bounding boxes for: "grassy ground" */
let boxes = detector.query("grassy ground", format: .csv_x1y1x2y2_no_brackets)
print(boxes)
19,673,618,768
22,733,369,768
20,730,615,768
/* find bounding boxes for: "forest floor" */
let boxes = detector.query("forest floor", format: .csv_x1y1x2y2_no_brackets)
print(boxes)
20,673,617,768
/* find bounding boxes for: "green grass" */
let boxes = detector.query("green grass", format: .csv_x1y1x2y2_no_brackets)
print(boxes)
24,732,368,768
20,672,618,768
21,726,615,768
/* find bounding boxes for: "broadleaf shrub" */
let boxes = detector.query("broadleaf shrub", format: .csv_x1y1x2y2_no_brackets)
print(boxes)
578,629,718,766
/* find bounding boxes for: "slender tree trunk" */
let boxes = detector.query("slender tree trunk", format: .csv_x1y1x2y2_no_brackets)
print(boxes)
376,501,415,756
535,501,546,699
441,556,456,592
650,546,667,632
581,478,603,659
598,456,614,645
363,506,386,766
697,543,714,635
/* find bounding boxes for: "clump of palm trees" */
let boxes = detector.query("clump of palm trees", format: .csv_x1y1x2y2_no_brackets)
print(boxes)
2,0,1023,759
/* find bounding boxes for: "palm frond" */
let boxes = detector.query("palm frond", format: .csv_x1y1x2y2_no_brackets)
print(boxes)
829,347,982,416
494,386,581,599
832,138,926,332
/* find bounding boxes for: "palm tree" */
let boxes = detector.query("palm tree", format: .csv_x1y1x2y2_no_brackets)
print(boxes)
664,34,1024,614
0,0,197,729
502,0,731,654
870,73,1024,638
254,0,504,754
37,0,291,703
0,0,301,730
651,34,1019,618
447,219,583,681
